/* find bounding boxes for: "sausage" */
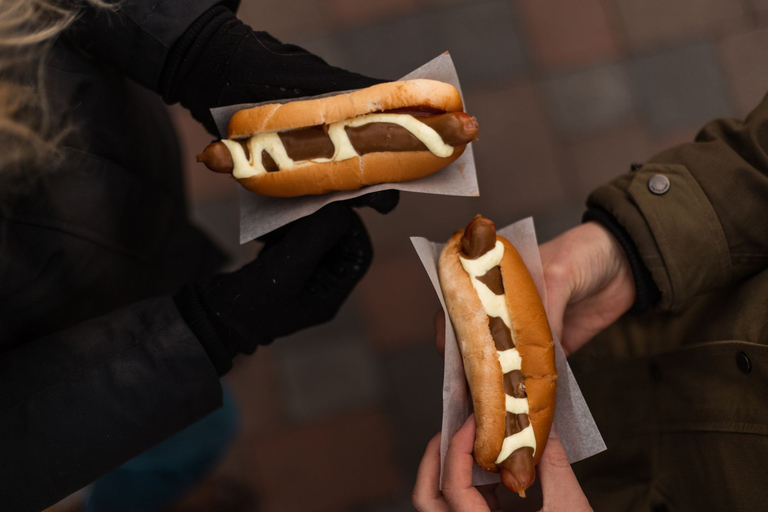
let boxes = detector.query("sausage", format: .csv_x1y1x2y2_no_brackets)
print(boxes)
196,111,479,174
440,215,558,498
461,216,539,496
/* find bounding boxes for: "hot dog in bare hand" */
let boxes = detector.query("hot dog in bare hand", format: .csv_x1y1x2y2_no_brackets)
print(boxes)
196,80,478,197
438,214,557,497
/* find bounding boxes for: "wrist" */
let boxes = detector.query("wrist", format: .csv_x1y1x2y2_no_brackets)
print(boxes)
582,208,659,313
173,285,234,376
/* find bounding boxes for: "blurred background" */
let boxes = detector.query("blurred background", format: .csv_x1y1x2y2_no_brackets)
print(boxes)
164,0,768,510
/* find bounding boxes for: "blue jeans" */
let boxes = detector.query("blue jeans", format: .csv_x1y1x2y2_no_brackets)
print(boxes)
84,384,239,512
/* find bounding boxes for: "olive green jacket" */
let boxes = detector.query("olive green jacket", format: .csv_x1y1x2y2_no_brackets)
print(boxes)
571,93,768,511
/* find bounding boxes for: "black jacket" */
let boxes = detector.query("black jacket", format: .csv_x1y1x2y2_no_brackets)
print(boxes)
0,1,236,509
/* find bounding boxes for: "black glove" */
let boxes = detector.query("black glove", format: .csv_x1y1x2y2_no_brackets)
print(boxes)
159,5,400,214
175,203,372,375
159,5,385,135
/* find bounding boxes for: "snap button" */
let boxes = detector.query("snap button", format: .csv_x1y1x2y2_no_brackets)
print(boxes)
736,351,752,374
648,174,670,195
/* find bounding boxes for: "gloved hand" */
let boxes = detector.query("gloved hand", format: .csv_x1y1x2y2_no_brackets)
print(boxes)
159,5,385,135
175,202,374,375
159,5,400,214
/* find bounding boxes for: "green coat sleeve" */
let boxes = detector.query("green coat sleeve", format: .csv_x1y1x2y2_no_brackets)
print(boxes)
587,93,768,311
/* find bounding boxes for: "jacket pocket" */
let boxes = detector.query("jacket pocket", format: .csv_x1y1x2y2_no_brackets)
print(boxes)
646,340,767,435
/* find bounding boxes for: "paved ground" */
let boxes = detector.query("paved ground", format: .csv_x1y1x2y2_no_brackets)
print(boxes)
165,1,768,510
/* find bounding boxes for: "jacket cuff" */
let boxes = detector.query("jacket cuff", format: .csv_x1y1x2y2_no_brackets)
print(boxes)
588,163,732,311
174,285,233,376
583,208,661,313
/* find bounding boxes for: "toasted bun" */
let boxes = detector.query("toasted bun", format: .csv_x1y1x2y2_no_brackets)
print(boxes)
498,238,557,466
227,79,463,139
237,146,466,197
438,229,557,472
439,230,506,470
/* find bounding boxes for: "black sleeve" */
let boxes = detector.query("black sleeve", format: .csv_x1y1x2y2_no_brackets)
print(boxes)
66,0,238,91
0,298,222,512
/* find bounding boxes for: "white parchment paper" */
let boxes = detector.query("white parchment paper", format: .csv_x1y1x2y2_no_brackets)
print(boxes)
209,53,479,243
410,217,606,487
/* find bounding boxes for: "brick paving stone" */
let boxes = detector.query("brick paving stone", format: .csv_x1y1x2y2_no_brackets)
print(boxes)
615,0,747,51
564,122,654,200
293,33,350,71
379,342,444,492
269,299,384,421
718,28,768,117
250,407,400,512
236,0,333,40
648,125,702,157
544,63,635,135
324,0,420,27
530,202,586,244
517,0,623,71
327,0,528,86
225,349,285,437
628,42,734,132
745,0,768,23
465,81,571,216
356,251,442,351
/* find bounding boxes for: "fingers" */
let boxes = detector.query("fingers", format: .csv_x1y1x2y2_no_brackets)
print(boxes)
442,416,492,511
433,309,446,357
413,433,449,512
345,189,400,214
259,203,353,271
538,435,592,512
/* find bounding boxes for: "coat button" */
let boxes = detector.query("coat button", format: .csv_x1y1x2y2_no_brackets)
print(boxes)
648,174,670,194
736,352,752,374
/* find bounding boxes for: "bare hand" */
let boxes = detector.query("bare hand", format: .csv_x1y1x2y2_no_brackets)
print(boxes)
412,416,592,512
539,221,636,355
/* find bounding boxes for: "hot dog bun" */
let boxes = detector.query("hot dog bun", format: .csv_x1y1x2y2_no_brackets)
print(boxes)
227,79,463,138
438,215,557,496
206,79,473,198
235,147,466,198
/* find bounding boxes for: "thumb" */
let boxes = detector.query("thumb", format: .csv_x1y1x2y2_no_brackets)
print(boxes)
543,266,571,350
538,430,591,512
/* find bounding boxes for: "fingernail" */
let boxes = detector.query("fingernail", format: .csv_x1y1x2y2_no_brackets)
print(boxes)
463,413,475,427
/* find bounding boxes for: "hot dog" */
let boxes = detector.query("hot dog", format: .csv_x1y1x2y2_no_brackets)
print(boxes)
438,215,557,497
196,79,478,197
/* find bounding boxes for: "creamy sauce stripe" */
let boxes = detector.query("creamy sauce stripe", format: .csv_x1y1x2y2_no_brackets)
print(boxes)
497,348,521,373
226,113,455,179
496,424,537,463
505,395,529,414
459,241,537,459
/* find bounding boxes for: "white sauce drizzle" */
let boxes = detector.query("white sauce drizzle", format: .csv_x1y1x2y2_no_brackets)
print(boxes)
497,348,522,373
459,240,537,458
227,112,454,179
495,424,537,462
505,395,529,414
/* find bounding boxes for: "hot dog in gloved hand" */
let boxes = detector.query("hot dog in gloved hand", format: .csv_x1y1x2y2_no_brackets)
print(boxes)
438,214,557,497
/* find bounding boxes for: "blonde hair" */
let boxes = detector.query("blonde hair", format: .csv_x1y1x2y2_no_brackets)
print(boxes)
0,0,112,181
